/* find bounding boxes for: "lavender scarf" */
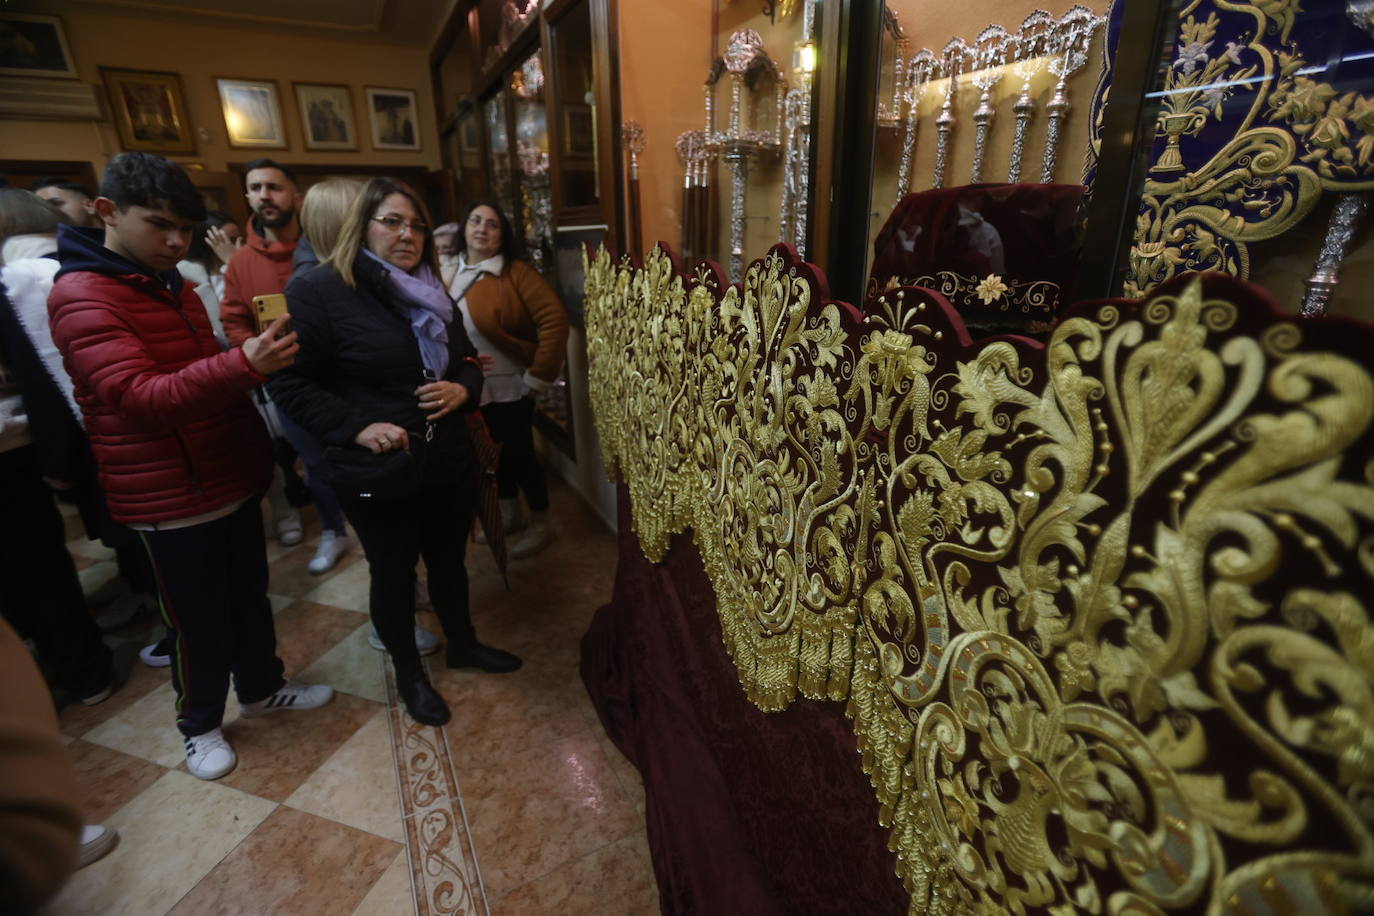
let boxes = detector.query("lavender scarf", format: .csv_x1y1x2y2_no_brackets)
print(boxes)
364,250,453,377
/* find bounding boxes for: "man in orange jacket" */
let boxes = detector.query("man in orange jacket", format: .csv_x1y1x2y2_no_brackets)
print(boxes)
219,158,300,347
217,159,311,550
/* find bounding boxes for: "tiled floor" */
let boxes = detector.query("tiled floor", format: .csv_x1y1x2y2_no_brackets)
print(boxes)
42,477,659,915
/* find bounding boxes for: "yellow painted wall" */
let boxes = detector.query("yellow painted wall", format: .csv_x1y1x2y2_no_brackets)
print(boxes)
0,3,442,174
616,0,715,262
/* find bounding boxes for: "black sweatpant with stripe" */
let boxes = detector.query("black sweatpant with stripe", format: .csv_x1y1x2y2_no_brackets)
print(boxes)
139,499,284,737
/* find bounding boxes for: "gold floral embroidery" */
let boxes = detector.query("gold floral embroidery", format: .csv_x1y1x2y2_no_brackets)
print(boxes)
973,273,1010,305
586,242,1374,914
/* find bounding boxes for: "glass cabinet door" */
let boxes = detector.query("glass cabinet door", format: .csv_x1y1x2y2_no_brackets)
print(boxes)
512,51,553,276
549,0,600,213
483,90,518,227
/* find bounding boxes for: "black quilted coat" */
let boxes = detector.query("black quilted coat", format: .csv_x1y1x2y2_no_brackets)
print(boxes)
268,253,484,474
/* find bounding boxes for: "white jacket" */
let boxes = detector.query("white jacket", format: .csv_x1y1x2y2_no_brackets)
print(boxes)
0,234,78,427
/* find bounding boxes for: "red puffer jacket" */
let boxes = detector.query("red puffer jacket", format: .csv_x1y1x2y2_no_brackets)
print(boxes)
48,227,272,525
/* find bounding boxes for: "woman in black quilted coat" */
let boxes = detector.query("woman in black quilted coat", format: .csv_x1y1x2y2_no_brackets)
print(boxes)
269,177,521,726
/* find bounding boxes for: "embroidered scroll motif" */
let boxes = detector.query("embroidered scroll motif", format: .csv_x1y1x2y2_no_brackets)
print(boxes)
585,242,1374,914
1089,0,1374,296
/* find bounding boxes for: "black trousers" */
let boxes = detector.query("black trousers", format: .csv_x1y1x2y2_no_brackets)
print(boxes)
483,396,549,512
340,478,478,675
0,445,112,699
139,499,284,737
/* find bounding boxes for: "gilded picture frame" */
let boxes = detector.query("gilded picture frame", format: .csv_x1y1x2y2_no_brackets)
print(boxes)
293,82,357,151
216,77,287,149
100,67,197,155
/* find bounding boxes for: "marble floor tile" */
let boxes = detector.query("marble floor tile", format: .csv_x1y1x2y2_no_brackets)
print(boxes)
460,730,640,897
60,659,169,739
43,770,277,916
83,682,239,768
595,731,647,817
349,849,416,916
285,708,403,842
211,691,381,802
168,805,400,916
68,536,117,563
268,593,296,614
268,540,366,599
299,556,373,613
77,559,119,599
297,620,388,704
67,739,167,824
433,663,602,772
493,831,659,916
272,599,371,673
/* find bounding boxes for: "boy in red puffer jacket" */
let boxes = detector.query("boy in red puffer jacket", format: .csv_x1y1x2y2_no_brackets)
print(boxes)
48,153,335,781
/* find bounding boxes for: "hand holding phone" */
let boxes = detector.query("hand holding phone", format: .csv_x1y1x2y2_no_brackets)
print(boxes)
253,293,291,337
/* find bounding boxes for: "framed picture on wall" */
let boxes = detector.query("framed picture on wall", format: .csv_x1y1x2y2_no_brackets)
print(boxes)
562,105,595,157
100,68,197,154
216,77,286,149
293,82,356,151
366,87,421,151
0,13,77,79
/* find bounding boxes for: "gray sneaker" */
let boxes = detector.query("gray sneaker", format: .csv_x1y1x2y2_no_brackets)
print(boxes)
369,626,440,656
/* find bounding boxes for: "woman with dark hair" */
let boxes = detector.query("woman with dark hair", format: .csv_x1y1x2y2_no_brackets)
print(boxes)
178,210,242,346
270,178,520,726
448,200,568,558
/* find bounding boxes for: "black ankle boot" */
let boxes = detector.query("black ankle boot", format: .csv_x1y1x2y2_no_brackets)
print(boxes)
396,670,450,726
446,642,523,673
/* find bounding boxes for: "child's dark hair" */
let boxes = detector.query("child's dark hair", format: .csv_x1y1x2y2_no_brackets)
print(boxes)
242,158,297,187
100,153,206,222
30,176,96,199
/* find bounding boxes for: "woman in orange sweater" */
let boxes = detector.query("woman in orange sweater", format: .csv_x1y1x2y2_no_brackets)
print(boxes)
447,202,568,558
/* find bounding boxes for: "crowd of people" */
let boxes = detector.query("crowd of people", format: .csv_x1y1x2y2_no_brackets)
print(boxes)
0,152,570,910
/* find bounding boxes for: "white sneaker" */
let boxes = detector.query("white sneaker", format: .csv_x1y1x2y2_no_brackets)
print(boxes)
77,824,119,868
499,498,526,535
368,626,440,656
509,515,553,559
185,728,236,780
240,679,334,717
277,509,304,545
139,638,172,668
308,531,350,575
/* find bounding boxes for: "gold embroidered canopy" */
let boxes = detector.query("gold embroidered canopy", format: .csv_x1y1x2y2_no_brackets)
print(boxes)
584,242,1374,914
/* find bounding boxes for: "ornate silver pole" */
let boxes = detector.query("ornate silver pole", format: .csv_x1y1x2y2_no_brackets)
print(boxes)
1008,10,1052,183
969,27,1009,184
1041,78,1070,182
895,51,935,205
1040,6,1101,183
724,147,748,279
932,40,966,190
1301,194,1368,316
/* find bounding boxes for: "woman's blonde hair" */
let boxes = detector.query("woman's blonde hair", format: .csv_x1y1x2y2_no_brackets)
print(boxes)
299,178,363,263
324,177,438,288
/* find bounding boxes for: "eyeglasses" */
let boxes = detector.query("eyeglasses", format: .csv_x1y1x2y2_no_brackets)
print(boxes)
467,214,501,231
371,215,429,235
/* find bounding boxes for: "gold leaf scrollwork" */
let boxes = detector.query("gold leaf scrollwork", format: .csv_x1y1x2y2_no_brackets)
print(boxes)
585,242,1374,914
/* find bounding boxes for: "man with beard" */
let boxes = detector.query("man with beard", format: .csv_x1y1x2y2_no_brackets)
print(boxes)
216,159,311,553
219,159,301,347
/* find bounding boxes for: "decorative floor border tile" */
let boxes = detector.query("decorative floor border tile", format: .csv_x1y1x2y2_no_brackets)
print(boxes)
383,658,489,916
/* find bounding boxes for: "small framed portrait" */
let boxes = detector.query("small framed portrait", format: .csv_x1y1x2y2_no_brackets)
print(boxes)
460,115,481,154
562,105,595,157
0,13,77,79
294,82,357,151
216,77,286,149
366,87,421,151
100,68,197,154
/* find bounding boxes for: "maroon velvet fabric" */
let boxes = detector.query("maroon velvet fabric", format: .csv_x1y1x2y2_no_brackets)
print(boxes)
868,183,1087,332
581,489,907,915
